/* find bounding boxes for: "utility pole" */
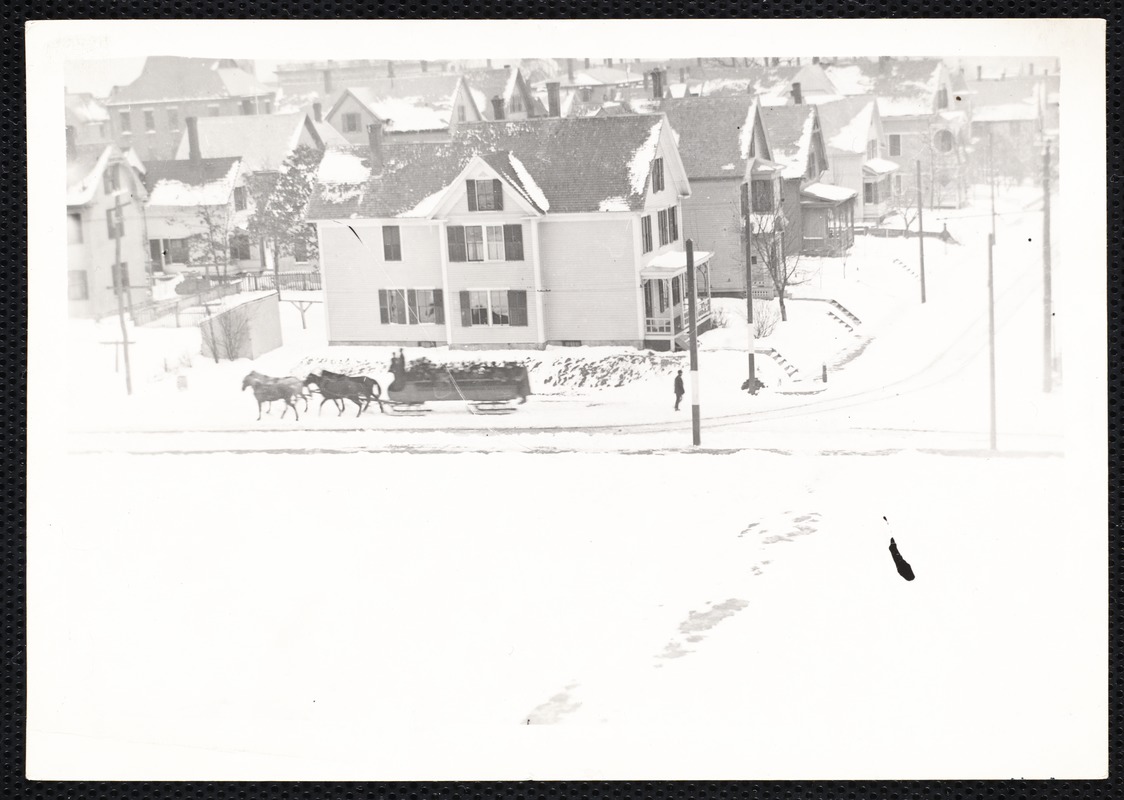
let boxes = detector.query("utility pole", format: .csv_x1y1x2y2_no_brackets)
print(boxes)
741,182,757,393
989,131,997,241
1043,140,1053,392
987,232,997,450
685,240,701,446
111,192,133,395
916,159,927,303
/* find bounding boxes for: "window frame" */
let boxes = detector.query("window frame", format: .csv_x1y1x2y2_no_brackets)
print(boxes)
143,109,156,133
864,182,876,204
233,186,247,211
382,225,402,261
68,212,83,244
447,224,523,263
167,237,190,264
467,179,503,212
933,128,954,154
379,287,445,326
341,112,362,133
229,234,252,262
669,206,679,243
651,157,665,192
641,215,653,254
207,104,221,117
888,134,902,157
459,288,528,328
105,206,125,239
118,110,131,133
751,179,774,214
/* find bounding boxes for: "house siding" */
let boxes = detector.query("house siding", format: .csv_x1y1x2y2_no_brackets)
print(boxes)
678,178,746,294
882,115,968,209
320,222,447,344
109,96,275,162
538,217,639,345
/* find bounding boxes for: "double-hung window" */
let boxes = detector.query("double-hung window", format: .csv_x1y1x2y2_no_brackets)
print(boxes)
233,186,247,211
888,134,902,157
119,110,131,134
103,165,120,196
651,158,665,192
383,226,402,261
641,216,653,253
864,183,875,204
167,238,190,264
459,289,528,327
342,113,361,133
143,109,156,132
658,209,670,247
751,179,774,213
466,179,503,211
378,288,445,325
447,224,523,262
669,206,678,242
105,207,125,239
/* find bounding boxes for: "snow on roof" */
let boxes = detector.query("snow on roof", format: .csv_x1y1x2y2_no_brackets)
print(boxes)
317,149,371,184
66,145,112,205
144,158,241,207
825,59,945,118
506,153,550,212
816,97,876,155
629,118,664,195
107,56,273,105
760,105,818,180
598,196,630,212
966,77,1045,123
346,89,452,132
396,186,447,218
801,182,856,203
644,248,713,272
172,112,314,172
863,157,900,176
65,93,110,125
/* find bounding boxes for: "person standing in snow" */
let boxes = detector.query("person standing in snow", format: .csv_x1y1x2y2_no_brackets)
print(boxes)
674,370,685,411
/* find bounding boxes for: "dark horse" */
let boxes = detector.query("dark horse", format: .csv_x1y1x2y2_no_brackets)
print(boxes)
242,372,301,421
319,370,383,413
303,373,368,417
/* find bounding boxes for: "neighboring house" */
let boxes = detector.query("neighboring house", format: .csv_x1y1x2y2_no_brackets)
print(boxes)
760,103,856,258
826,57,969,208
66,133,152,318
307,114,710,352
464,67,545,121
812,95,898,223
274,59,450,109
105,57,277,161
65,93,113,148
658,95,785,296
697,62,840,106
966,77,1049,182
172,110,337,172
143,119,259,276
325,75,481,145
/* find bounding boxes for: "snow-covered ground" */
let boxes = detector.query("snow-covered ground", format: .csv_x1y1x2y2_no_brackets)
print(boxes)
30,182,1103,779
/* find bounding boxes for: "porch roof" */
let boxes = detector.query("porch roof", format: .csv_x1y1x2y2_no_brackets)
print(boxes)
863,157,900,176
801,181,857,204
641,249,713,278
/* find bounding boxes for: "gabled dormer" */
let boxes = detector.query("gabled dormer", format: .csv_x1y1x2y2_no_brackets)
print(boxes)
640,114,691,210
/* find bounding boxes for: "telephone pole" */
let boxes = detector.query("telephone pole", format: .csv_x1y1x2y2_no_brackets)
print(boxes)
1043,140,1053,392
741,182,757,392
987,232,997,450
989,131,997,241
916,159,927,303
685,240,701,446
111,192,133,395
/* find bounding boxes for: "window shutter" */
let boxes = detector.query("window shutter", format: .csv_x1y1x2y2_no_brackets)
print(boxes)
493,179,504,210
447,226,466,262
459,290,472,326
466,181,477,211
407,289,418,324
508,290,528,327
378,290,389,324
670,207,678,242
434,289,445,324
105,208,117,239
503,224,524,261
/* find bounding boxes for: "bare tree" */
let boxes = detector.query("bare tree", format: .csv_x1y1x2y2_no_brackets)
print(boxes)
753,299,780,337
747,213,802,322
201,306,251,361
189,201,237,280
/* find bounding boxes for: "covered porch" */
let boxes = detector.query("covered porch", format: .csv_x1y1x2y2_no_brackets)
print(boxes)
862,157,899,221
800,182,857,257
641,249,714,352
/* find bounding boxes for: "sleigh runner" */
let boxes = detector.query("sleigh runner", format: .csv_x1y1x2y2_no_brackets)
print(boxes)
386,352,531,414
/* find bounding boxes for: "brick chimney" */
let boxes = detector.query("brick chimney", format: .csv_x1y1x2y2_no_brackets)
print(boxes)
65,125,76,159
567,58,575,82
421,60,429,73
977,65,983,80
791,82,803,105
651,68,664,100
387,61,395,78
547,82,561,117
322,69,333,94
606,58,613,68
491,95,505,120
1028,63,1035,75
643,71,649,92
312,102,322,122
812,56,820,65
583,58,591,69
367,121,384,173
186,115,201,162
679,67,686,84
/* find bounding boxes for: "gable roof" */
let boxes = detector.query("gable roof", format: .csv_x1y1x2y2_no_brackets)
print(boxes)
813,96,878,155
173,112,323,171
824,59,947,117
106,56,273,106
966,77,1045,123
658,95,770,179
464,68,538,120
331,87,454,133
308,115,675,220
143,156,241,206
66,144,112,205
760,105,820,179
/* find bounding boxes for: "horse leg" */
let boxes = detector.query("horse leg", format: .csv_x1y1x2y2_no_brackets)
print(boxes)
257,399,263,421
281,400,289,419
290,397,300,421
354,395,364,418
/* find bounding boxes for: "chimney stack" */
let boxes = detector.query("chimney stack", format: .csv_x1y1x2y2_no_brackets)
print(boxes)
812,56,820,65
367,122,384,173
421,60,429,73
651,68,664,100
186,116,201,162
547,82,561,118
606,58,613,68
1028,63,1034,75
387,60,395,78
584,58,591,69
679,67,686,84
977,65,983,80
486,59,493,69
567,58,575,82
791,82,803,105
323,69,333,94
697,57,703,67
878,56,890,75
312,102,322,122
65,125,77,159
491,95,505,120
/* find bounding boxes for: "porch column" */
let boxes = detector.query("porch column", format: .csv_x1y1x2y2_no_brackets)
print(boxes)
529,217,546,345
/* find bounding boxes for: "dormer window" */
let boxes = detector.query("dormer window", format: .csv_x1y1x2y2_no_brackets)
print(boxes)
651,158,665,192
466,179,504,212
936,87,949,110
341,113,361,133
751,179,774,213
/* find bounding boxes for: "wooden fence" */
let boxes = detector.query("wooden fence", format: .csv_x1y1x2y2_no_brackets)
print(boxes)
239,271,322,292
130,282,242,327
